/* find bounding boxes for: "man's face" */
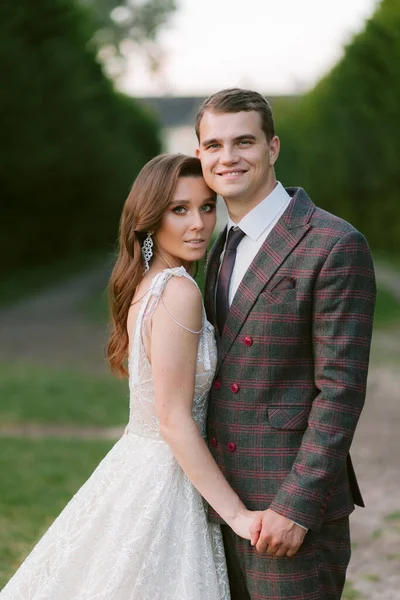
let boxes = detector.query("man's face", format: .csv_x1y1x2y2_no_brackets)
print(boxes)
196,110,280,213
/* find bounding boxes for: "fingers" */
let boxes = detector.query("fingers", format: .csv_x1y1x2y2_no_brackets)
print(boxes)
250,516,262,547
260,542,300,557
275,545,289,558
255,533,269,554
255,519,281,553
252,510,306,556
264,538,284,556
265,544,285,557
255,534,301,557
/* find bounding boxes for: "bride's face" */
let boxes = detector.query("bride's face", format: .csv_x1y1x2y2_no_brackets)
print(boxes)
155,176,217,268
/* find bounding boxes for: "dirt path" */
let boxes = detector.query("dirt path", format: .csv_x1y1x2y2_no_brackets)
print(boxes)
0,261,400,599
0,261,112,373
347,365,400,599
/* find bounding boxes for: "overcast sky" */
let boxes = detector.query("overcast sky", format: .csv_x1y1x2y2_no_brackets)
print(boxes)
119,0,379,97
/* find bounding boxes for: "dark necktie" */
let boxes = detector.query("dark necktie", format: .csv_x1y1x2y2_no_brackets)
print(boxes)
216,226,245,334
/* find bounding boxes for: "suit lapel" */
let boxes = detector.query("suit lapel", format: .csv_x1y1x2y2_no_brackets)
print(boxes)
217,188,315,371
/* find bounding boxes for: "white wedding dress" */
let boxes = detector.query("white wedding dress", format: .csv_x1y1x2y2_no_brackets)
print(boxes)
1,267,230,600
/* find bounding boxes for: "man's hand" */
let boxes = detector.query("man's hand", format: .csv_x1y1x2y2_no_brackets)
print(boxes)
229,508,264,541
249,509,307,557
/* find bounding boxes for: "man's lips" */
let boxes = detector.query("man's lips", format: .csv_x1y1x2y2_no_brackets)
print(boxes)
216,170,247,177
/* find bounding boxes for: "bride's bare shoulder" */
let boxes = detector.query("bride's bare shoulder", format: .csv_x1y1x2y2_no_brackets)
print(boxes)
154,275,202,334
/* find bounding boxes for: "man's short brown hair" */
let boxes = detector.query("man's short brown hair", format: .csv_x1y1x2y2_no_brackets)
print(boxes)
195,88,275,142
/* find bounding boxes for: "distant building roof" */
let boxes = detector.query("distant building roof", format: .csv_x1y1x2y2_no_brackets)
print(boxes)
138,95,298,128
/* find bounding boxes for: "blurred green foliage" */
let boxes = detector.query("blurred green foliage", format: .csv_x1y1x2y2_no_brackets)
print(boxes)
276,0,400,251
0,0,161,273
373,286,400,327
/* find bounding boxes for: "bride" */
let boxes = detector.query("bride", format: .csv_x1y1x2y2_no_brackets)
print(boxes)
0,153,260,599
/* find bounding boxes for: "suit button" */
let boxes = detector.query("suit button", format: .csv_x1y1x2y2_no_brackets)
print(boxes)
243,336,253,347
230,383,239,393
227,442,236,453
210,437,217,447
214,380,221,390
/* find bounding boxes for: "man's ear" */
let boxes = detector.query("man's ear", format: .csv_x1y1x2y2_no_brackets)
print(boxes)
195,147,200,158
269,136,280,166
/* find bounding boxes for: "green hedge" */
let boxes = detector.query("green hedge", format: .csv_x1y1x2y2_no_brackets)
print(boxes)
0,0,161,272
276,0,400,250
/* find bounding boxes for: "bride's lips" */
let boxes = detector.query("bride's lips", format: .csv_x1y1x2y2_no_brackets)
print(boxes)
184,239,206,246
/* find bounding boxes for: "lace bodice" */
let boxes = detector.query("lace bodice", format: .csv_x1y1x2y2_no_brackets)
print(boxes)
126,267,217,440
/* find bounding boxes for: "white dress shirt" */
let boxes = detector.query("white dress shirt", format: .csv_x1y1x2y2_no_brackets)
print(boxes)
222,182,291,305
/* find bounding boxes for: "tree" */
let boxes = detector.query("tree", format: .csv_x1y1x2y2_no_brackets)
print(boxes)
80,0,177,77
0,0,161,271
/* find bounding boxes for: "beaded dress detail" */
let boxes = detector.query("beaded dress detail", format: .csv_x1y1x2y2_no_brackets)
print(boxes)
0,267,229,600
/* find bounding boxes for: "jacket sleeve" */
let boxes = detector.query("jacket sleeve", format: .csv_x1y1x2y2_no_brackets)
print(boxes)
268,230,376,530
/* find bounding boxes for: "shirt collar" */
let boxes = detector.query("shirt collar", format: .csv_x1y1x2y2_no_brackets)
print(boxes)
227,182,291,242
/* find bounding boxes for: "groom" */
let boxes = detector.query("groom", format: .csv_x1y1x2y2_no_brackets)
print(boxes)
195,88,376,599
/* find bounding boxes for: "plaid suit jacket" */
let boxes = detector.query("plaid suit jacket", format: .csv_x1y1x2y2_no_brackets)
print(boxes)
205,187,376,531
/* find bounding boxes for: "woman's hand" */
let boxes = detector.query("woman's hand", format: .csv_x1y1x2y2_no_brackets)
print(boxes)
229,508,263,544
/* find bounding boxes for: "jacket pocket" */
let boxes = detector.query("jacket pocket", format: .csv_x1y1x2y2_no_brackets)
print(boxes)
268,406,309,430
270,276,296,291
259,288,297,305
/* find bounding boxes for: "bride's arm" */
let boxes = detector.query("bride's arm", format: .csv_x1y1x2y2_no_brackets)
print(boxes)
150,276,258,542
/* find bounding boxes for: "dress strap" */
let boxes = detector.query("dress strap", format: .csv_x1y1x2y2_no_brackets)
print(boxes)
143,267,202,333
159,296,202,334
130,267,203,381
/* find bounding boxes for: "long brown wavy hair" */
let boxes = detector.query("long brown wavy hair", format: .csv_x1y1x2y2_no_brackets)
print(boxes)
107,153,212,377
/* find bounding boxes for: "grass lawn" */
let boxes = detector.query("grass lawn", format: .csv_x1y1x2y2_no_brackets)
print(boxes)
0,365,128,427
0,437,114,589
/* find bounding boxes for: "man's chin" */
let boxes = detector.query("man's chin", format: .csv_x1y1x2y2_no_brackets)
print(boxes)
213,182,247,200
218,188,247,203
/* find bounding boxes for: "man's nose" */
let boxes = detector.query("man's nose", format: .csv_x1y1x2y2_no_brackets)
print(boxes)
220,145,239,164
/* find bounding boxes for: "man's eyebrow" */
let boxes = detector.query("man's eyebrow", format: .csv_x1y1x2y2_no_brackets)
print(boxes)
201,137,219,148
201,134,257,147
234,134,257,142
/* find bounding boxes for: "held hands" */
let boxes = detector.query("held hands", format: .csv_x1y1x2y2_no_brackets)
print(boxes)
229,508,263,543
249,509,307,557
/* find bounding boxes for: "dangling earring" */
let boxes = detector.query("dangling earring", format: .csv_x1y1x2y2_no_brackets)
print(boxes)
142,231,154,273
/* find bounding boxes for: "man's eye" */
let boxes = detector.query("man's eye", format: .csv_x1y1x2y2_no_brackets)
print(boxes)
238,140,251,146
207,143,220,150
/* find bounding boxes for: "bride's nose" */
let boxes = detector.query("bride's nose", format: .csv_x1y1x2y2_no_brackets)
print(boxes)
189,210,205,230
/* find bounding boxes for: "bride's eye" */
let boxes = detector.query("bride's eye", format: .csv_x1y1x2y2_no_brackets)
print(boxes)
201,204,216,213
172,206,186,214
